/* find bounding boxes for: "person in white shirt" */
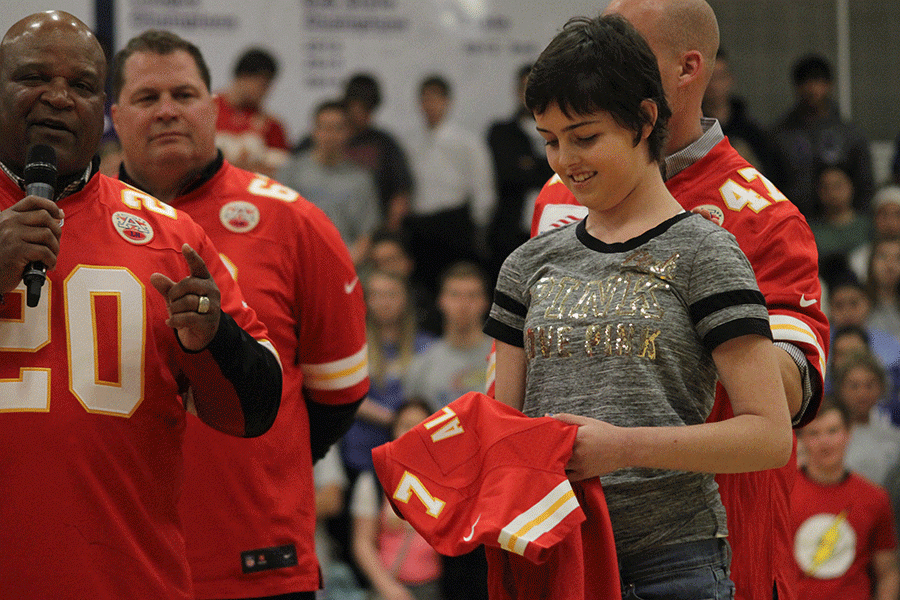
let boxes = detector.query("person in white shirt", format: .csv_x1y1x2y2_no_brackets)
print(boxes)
403,74,495,300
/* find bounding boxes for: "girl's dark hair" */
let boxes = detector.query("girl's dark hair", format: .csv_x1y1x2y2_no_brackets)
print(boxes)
525,14,671,163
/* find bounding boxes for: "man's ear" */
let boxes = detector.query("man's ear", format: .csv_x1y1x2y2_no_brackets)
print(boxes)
679,49,704,87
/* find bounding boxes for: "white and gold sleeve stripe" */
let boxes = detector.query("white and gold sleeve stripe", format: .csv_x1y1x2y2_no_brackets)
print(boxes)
301,344,368,391
769,315,826,380
257,339,282,370
485,349,496,394
498,480,580,556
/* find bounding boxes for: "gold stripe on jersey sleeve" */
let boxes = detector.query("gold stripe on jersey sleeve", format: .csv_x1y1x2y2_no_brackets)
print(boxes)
301,344,368,391
769,315,826,380
498,480,580,556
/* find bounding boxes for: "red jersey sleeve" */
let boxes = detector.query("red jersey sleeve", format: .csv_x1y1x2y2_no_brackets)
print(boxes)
293,200,369,405
666,139,829,425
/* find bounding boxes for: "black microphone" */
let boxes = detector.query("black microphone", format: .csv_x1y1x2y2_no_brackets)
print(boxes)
22,145,58,308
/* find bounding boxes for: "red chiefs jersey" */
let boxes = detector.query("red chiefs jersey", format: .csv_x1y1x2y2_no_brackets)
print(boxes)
165,161,369,597
521,137,830,600
791,470,897,600
0,171,273,600
215,95,288,151
373,392,620,600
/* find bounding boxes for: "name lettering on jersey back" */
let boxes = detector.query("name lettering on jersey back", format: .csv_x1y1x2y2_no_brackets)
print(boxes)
423,406,465,442
525,250,675,361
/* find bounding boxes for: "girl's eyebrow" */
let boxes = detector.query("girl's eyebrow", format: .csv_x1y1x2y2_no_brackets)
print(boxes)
536,119,602,134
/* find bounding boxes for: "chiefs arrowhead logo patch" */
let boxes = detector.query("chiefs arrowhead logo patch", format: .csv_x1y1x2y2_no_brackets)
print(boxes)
693,204,725,227
220,201,260,233
112,211,154,245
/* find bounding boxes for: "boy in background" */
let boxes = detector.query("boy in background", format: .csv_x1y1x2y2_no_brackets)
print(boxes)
792,398,899,600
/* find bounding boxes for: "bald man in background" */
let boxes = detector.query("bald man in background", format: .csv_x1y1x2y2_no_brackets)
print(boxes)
519,1,830,598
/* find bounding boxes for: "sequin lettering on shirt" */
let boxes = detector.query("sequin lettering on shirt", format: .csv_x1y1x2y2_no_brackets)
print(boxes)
525,252,677,361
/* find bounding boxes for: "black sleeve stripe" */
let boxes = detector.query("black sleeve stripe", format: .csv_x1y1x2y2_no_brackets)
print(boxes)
690,289,766,324
484,318,525,348
492,289,527,318
702,318,772,353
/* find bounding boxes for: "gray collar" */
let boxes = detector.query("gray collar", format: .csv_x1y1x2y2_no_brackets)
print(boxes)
663,118,723,181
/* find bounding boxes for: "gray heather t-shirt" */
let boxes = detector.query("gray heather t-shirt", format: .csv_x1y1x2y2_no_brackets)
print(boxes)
484,212,771,558
406,336,495,410
277,151,380,248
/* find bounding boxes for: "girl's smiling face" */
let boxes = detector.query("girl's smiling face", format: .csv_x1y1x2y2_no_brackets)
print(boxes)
535,102,651,217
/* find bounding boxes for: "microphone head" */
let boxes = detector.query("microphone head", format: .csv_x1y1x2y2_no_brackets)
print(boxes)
24,145,58,189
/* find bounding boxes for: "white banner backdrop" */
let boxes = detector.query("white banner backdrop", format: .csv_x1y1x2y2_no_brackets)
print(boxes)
115,0,605,146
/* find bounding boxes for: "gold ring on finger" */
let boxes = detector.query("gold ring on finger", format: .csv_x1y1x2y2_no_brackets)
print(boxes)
197,295,211,314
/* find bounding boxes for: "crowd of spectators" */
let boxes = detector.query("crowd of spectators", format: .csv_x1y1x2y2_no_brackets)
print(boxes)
272,50,900,599
9,4,900,597
97,36,900,600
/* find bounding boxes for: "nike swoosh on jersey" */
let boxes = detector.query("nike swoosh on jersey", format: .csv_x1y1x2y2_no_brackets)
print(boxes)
800,294,817,307
463,514,482,542
344,277,359,294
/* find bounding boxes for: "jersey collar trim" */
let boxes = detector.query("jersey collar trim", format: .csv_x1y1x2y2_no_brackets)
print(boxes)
0,156,98,201
118,150,224,199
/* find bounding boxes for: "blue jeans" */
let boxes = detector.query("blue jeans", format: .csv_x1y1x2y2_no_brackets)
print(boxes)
619,538,735,600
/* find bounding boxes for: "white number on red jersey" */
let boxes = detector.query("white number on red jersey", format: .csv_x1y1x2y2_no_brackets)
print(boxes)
393,471,446,518
0,267,146,416
719,167,788,214
248,177,299,202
